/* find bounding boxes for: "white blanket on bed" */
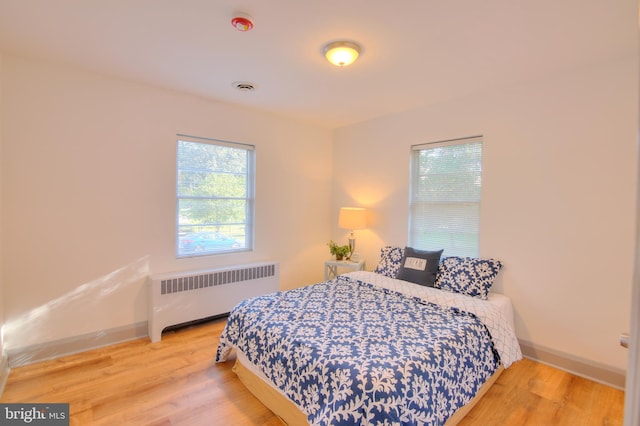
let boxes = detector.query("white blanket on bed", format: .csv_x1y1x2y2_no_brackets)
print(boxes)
347,270,522,367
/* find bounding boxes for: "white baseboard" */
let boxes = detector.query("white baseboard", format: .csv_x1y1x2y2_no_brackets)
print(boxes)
0,352,9,397
7,321,148,368
519,339,626,390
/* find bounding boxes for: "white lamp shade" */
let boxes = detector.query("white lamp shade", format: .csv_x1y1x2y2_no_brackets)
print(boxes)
338,207,367,230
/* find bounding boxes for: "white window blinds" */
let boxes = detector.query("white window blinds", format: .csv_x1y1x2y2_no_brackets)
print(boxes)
409,136,482,257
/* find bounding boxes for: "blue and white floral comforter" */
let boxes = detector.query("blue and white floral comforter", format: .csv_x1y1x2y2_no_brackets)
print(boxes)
216,274,504,425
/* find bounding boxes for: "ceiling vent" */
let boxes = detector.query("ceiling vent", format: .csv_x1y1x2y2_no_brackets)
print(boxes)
232,81,257,92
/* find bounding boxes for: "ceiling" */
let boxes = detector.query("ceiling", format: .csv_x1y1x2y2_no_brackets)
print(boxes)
0,1,635,129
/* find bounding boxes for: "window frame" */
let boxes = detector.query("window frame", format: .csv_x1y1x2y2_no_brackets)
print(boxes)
175,134,255,258
408,135,483,258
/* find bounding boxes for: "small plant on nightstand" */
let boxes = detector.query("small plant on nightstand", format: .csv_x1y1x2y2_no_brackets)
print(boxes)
327,240,350,261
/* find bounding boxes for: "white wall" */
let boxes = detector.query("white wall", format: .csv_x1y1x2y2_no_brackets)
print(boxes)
0,52,5,363
0,54,333,351
332,55,638,371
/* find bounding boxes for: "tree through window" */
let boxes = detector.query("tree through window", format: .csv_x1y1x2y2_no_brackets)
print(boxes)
176,135,255,257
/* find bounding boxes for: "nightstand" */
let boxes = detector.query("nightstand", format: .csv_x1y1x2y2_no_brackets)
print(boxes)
324,259,366,280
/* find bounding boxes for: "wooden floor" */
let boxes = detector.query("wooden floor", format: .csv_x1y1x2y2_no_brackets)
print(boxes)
1,318,625,425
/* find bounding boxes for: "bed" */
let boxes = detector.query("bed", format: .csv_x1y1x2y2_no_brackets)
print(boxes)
216,248,522,425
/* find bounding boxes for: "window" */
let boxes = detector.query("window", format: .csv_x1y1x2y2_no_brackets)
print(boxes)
176,135,255,257
409,136,482,257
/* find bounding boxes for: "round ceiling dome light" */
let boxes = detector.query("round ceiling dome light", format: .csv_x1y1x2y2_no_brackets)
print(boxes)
323,41,361,67
231,14,254,31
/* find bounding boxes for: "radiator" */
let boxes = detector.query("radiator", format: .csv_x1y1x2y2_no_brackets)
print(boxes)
148,261,279,342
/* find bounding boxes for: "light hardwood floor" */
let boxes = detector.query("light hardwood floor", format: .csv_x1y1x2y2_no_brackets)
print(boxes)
1,318,625,425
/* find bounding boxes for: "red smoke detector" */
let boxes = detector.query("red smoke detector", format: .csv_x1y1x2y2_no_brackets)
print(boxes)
231,15,253,32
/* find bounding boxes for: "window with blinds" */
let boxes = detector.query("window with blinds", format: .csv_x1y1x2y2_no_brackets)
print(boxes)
176,135,255,257
409,136,482,257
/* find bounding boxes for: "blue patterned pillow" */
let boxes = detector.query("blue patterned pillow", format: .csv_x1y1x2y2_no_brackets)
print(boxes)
435,257,503,300
374,246,404,278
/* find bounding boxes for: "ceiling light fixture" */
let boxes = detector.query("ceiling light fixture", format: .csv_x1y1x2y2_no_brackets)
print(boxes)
323,41,361,67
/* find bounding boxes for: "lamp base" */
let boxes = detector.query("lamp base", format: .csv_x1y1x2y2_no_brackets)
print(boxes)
347,235,356,261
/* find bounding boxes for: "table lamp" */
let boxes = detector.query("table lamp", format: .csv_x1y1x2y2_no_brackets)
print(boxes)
338,207,367,261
